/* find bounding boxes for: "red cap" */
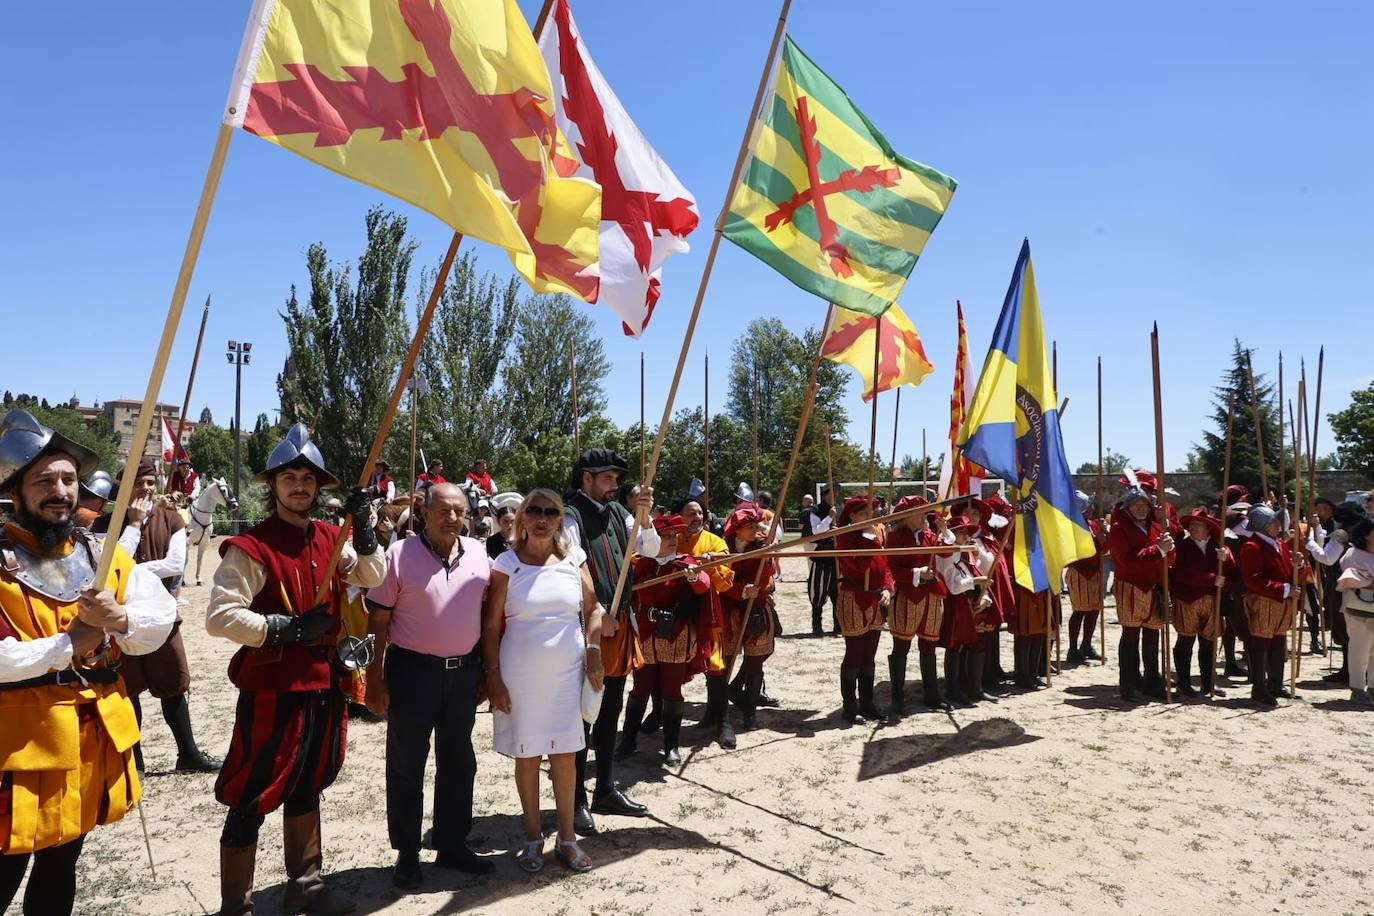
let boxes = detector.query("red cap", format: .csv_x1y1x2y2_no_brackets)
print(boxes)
653,514,687,535
724,504,765,541
1119,469,1158,492
982,494,1012,516
839,495,873,526
893,494,930,515
1181,508,1222,539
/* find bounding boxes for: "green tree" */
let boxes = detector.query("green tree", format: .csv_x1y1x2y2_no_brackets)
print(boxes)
501,293,609,448
187,423,235,483
245,413,277,476
277,206,416,483
415,252,522,479
1194,340,1282,494
1329,381,1374,477
1075,448,1131,476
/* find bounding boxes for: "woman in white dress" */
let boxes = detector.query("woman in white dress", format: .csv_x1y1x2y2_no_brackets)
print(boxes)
483,488,605,873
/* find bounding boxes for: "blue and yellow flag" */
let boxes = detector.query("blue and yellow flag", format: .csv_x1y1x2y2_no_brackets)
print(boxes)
956,240,1095,591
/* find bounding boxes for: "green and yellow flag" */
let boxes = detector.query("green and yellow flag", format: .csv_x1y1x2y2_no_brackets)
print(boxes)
723,37,956,316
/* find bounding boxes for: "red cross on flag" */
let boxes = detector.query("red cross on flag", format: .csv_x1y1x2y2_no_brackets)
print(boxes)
537,0,699,338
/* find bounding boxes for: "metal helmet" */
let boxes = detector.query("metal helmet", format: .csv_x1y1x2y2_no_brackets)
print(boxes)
687,477,706,499
1247,504,1278,534
0,408,100,492
253,422,339,488
80,470,117,503
733,481,755,503
1075,490,1093,516
1120,486,1150,509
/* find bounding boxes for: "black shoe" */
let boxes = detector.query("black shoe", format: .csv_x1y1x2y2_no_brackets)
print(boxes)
757,690,780,708
392,851,422,890
1224,661,1249,679
1081,644,1101,661
591,787,648,817
641,707,662,733
716,717,737,750
1066,647,1084,666
573,805,597,836
434,846,495,875
664,746,682,766
1323,668,1350,683
175,750,222,773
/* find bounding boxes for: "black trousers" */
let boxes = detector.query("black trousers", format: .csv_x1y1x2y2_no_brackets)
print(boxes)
0,835,85,916
576,674,626,807
384,647,481,854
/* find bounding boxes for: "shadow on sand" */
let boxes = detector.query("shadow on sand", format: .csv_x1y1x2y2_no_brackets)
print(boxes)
857,716,1039,782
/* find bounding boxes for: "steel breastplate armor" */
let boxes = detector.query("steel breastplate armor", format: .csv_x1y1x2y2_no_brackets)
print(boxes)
1,532,97,603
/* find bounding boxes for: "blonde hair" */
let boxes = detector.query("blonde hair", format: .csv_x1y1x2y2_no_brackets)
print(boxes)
514,488,571,559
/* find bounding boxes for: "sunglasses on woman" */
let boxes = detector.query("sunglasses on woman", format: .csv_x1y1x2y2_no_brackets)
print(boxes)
525,505,562,518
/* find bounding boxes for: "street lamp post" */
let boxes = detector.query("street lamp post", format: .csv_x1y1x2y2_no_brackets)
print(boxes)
227,340,252,533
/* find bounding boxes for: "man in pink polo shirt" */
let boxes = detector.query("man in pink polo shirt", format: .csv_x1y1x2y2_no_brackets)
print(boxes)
364,482,494,891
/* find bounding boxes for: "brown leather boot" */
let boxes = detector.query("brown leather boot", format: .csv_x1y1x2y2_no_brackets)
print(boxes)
282,811,354,915
218,844,257,916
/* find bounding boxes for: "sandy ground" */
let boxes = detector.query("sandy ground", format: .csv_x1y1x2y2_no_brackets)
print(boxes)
18,548,1374,916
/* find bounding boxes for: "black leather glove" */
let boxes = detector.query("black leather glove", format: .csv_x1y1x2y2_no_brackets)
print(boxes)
262,607,335,647
343,487,378,555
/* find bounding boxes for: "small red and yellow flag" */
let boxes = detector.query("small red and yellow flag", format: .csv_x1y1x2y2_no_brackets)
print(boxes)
225,0,601,300
820,301,934,401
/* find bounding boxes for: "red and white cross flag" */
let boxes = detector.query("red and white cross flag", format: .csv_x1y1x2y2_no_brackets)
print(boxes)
537,0,699,338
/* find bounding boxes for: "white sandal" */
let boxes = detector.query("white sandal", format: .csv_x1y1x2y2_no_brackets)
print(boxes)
516,839,544,873
556,839,592,872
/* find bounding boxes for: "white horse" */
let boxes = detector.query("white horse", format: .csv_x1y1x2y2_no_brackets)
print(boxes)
187,477,238,586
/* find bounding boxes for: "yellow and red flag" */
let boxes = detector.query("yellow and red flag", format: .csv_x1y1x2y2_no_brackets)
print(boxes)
224,0,601,300
819,301,933,401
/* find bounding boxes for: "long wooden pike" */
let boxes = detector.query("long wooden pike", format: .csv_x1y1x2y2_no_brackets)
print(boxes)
309,234,464,606
921,428,928,497
604,0,795,622
1278,352,1286,509
1245,350,1270,500
172,295,210,469
1097,355,1107,665
1151,324,1173,702
1209,393,1236,698
888,388,902,503
724,304,836,666
1289,383,1306,695
1306,350,1328,658
639,491,973,591
704,351,711,515
751,361,761,494
867,321,881,510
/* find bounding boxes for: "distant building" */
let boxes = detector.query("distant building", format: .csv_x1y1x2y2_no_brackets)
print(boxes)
70,398,202,458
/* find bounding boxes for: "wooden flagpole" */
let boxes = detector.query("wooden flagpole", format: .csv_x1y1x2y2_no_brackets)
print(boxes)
639,352,646,479
1209,393,1236,698
723,303,837,666
172,295,210,461
95,124,234,589
704,352,711,515
1150,324,1173,703
308,234,464,606
570,338,580,457
604,0,794,622
1097,355,1107,665
1245,350,1270,500
888,388,901,504
867,320,881,508
824,421,836,500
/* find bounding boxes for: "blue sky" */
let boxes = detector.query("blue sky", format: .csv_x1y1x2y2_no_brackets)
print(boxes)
2,0,1370,476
